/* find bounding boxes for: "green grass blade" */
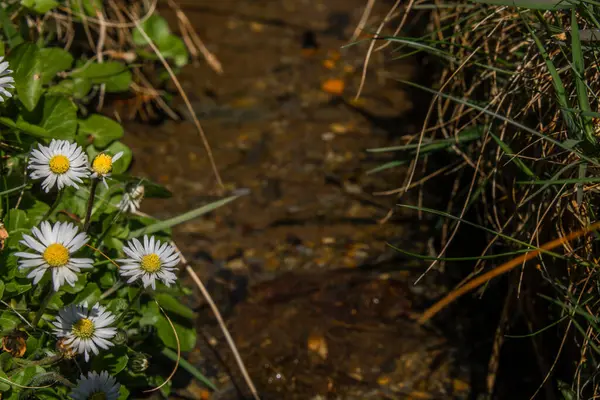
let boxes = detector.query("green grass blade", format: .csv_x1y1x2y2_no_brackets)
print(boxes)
525,13,578,138
397,204,568,259
489,132,535,177
517,176,600,185
470,0,574,9
571,9,595,143
368,127,482,152
388,243,533,261
366,160,407,175
129,194,241,238
161,348,216,390
0,184,27,197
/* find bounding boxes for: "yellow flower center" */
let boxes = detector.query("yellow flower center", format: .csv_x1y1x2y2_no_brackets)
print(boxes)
88,392,107,400
48,155,70,174
43,243,69,267
140,253,161,273
92,154,113,176
72,318,95,339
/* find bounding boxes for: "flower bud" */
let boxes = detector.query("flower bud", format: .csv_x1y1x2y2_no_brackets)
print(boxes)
129,352,151,373
112,329,128,346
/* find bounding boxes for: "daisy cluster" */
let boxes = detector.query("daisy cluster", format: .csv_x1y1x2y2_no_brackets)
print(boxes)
9,89,181,396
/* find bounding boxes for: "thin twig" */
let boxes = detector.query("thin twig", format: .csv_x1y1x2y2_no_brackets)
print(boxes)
175,244,260,400
349,0,376,43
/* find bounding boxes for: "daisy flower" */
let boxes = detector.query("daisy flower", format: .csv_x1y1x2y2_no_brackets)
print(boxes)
28,139,89,193
118,184,144,213
15,221,93,291
117,235,179,290
53,302,117,362
70,370,121,400
90,151,123,188
0,56,14,102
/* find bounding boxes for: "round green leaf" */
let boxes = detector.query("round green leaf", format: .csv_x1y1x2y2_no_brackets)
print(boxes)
132,15,171,46
21,0,59,13
71,61,131,92
79,114,123,149
39,95,78,139
39,48,74,84
73,283,101,305
158,35,189,68
91,346,129,375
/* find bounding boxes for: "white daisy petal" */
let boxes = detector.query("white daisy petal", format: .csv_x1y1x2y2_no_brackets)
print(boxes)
117,236,179,289
53,303,117,364
16,221,92,291
28,140,89,192
0,57,13,101
70,370,120,400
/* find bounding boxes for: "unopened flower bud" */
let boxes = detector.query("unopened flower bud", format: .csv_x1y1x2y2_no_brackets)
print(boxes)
129,352,150,373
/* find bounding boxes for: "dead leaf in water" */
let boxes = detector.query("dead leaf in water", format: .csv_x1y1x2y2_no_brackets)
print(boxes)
307,332,328,360
321,79,345,95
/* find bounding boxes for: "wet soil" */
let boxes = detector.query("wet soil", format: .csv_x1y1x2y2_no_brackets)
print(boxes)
120,0,471,398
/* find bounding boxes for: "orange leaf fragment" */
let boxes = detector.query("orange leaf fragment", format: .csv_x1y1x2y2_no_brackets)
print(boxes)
321,79,345,95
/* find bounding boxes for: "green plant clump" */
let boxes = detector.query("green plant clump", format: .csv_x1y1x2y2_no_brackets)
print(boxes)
0,1,223,398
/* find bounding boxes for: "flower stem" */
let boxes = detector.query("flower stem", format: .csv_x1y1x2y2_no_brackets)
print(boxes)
32,288,54,328
83,179,98,232
41,189,63,221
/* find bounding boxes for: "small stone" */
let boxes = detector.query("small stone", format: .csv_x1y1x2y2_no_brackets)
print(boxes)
321,132,335,141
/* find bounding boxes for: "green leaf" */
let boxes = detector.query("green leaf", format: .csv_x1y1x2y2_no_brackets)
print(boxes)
470,0,574,9
73,283,101,305
155,294,194,319
0,7,23,47
4,281,31,296
70,0,102,16
91,346,128,375
39,48,74,84
47,78,92,99
118,385,130,400
71,61,131,92
156,315,196,352
0,312,20,334
132,15,171,46
60,275,87,294
11,366,44,386
0,370,10,391
129,194,240,238
158,35,189,68
0,281,5,299
99,271,115,289
5,209,29,233
8,43,43,111
139,301,160,326
21,0,59,14
0,116,48,138
79,114,124,148
39,95,78,139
